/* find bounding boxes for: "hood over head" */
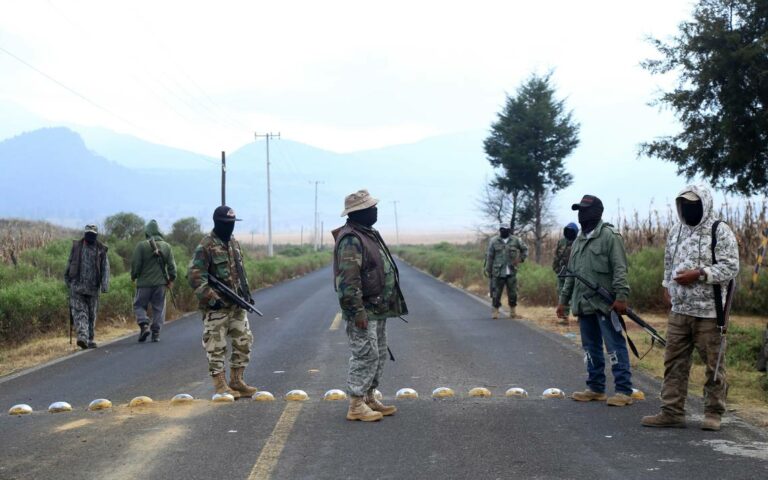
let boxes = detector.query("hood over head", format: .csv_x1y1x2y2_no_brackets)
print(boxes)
675,184,714,228
145,219,163,239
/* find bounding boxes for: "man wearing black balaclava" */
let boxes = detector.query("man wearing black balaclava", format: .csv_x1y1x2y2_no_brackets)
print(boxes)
188,206,258,400
64,224,110,349
485,223,528,319
556,195,635,407
333,189,408,422
552,222,579,324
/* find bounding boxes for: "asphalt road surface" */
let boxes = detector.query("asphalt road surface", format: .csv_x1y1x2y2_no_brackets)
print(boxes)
1,262,767,480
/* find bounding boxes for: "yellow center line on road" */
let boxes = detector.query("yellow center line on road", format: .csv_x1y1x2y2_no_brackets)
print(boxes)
247,401,304,480
329,312,342,331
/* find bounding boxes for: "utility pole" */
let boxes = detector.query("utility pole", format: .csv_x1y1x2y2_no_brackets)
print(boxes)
221,151,226,205
254,132,280,257
309,180,324,251
393,200,400,247
321,221,324,250
300,226,303,247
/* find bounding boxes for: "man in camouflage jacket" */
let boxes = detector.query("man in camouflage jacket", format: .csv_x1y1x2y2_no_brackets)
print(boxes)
552,222,579,323
64,224,110,350
485,224,528,319
188,206,257,399
333,190,408,422
642,184,739,431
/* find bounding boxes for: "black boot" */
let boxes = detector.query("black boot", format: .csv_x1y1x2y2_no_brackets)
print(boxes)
151,332,159,342
138,324,150,343
87,341,98,349
76,338,88,350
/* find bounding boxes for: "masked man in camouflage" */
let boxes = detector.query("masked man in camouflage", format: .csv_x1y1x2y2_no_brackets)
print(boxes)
553,222,579,325
485,223,528,319
131,219,177,343
642,185,739,431
64,224,110,350
188,206,257,399
557,195,634,407
333,190,408,422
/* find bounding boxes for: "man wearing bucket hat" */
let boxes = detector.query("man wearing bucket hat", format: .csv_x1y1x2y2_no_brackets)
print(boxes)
484,223,528,319
188,206,257,399
553,222,579,324
64,224,110,349
332,190,408,422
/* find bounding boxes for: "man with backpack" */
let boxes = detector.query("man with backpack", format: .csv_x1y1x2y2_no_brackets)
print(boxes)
641,185,739,431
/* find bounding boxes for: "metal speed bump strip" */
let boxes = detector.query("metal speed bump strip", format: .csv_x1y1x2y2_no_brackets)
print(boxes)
128,396,153,407
542,388,566,399
631,389,645,400
212,393,235,403
9,404,33,415
171,394,194,405
88,399,113,411
505,388,529,398
373,389,383,401
285,390,309,401
468,387,492,398
431,387,455,398
253,392,276,402
396,388,419,399
48,401,73,413
323,389,347,401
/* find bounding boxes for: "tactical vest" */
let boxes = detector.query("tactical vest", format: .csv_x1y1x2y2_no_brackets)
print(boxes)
332,222,385,299
67,239,107,283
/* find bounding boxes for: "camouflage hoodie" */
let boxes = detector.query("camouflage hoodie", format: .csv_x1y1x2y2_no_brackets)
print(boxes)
663,184,740,319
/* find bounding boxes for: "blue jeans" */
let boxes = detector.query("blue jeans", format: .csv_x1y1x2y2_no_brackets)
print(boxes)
578,313,632,395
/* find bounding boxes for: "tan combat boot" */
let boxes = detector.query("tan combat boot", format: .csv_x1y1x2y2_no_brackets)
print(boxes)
508,306,521,319
641,412,686,428
570,389,607,402
701,413,721,431
346,396,383,422
365,391,397,416
606,393,634,407
212,371,240,399
229,367,258,398
492,308,499,319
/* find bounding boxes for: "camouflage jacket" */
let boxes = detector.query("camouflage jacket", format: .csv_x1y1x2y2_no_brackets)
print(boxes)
65,239,110,296
332,221,407,324
188,232,251,311
485,235,528,278
559,221,630,316
663,184,740,318
552,237,574,273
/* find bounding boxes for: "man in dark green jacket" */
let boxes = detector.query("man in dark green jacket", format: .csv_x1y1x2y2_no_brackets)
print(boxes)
557,195,634,407
131,219,177,342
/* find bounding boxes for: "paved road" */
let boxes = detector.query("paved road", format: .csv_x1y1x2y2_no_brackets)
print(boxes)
1,262,767,480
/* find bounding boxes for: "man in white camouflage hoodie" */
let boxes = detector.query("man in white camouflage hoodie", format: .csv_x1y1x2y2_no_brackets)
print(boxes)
642,184,739,431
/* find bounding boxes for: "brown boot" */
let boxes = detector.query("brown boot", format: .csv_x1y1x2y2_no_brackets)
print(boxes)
492,308,499,319
212,371,240,399
701,413,721,431
509,306,521,319
641,411,686,428
346,396,383,422
570,389,607,402
606,393,634,407
229,367,258,398
365,391,397,416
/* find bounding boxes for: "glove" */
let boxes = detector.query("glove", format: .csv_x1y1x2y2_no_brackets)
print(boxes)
210,299,225,310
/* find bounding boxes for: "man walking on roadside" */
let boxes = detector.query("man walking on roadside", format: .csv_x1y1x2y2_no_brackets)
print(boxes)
553,222,579,325
131,219,177,343
333,189,408,422
557,195,634,407
641,184,739,431
64,224,110,350
188,206,258,399
485,223,528,319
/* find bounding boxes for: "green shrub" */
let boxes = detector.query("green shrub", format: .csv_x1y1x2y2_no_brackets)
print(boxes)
627,248,665,311
518,262,558,305
0,278,68,342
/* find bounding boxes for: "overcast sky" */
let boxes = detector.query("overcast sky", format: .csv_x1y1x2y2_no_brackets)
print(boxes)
1,0,693,155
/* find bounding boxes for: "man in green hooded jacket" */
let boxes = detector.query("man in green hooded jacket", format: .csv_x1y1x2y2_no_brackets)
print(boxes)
131,219,177,342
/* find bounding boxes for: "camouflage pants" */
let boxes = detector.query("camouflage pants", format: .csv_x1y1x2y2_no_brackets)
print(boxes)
556,277,570,315
491,274,517,308
661,313,727,417
70,292,98,342
346,317,388,397
201,307,253,376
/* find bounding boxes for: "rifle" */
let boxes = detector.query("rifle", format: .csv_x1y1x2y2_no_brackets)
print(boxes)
558,268,667,356
208,274,264,316
148,237,178,310
714,280,736,381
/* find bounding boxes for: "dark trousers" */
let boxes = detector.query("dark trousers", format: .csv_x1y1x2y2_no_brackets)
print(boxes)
133,286,167,333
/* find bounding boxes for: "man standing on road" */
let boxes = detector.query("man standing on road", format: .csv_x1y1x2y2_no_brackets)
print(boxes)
64,224,110,350
642,185,739,431
553,222,579,325
485,223,528,319
188,206,257,399
557,195,634,407
131,219,177,343
333,190,408,422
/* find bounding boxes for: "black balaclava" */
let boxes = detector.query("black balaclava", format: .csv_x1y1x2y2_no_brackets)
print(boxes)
578,205,603,235
679,200,704,227
564,226,577,241
348,206,378,228
213,220,235,243
499,227,511,239
84,232,97,244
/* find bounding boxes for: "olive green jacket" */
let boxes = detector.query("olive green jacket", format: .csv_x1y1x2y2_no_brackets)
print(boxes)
485,235,528,278
558,221,630,315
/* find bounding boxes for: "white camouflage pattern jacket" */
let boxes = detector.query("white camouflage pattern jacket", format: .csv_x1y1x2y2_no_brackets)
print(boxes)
663,184,739,318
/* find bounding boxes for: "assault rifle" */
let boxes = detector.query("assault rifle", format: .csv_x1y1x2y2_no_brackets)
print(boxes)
148,237,178,310
714,279,736,381
208,274,263,316
558,268,667,357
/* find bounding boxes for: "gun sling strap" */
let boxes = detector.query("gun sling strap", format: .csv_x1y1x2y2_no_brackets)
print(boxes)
711,220,731,329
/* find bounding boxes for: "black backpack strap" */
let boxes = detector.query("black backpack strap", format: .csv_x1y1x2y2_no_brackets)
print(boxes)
711,220,725,328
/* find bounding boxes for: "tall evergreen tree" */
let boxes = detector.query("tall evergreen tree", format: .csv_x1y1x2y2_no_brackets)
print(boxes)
484,73,580,262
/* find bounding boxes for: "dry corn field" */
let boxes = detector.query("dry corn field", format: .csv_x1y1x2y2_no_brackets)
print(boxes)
0,219,77,265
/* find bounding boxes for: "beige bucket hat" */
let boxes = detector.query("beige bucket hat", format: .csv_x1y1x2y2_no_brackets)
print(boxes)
341,189,379,216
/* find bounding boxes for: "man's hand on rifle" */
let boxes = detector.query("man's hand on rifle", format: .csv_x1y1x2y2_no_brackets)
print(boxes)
210,298,225,310
611,300,628,315
556,304,566,319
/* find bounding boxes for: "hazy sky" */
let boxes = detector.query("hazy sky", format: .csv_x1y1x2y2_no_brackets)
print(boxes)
1,0,692,155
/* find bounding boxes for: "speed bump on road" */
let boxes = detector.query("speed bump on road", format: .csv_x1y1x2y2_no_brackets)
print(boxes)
88,399,113,411
48,402,73,413
212,393,235,403
171,394,194,405
631,388,645,400
542,388,566,399
432,387,455,398
285,390,309,402
253,392,276,402
323,389,347,401
468,387,492,398
396,388,419,399
128,396,153,407
373,389,383,401
505,388,529,398
9,404,33,415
